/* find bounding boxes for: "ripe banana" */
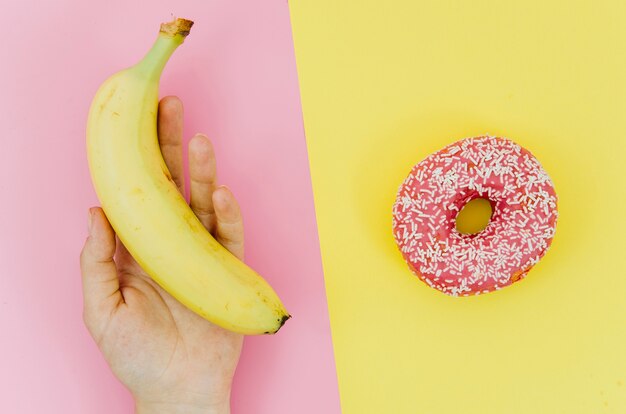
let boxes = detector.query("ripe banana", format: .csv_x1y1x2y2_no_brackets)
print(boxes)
86,18,290,335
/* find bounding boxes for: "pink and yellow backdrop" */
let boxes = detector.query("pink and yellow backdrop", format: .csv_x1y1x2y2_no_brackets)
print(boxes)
0,1,339,413
4,1,626,413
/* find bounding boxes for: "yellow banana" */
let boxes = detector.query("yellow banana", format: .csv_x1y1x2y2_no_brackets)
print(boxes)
86,18,290,335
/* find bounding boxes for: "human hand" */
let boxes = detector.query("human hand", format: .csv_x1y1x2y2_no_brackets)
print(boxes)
80,96,244,414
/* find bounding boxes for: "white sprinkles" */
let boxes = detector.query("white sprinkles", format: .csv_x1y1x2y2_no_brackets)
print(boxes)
392,136,558,296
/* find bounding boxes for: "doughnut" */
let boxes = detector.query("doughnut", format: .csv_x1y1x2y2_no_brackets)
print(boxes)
392,135,558,296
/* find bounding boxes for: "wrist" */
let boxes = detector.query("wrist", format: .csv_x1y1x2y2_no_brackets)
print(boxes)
131,374,235,414
135,391,231,414
135,399,230,414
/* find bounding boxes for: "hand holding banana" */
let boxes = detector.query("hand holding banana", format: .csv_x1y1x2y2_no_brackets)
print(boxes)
81,98,247,413
85,18,290,335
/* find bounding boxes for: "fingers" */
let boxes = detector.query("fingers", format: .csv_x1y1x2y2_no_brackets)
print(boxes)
80,208,123,329
189,133,218,233
157,96,185,194
213,186,244,261
188,133,245,259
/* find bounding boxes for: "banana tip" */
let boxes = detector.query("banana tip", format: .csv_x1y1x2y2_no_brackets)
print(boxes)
266,314,291,335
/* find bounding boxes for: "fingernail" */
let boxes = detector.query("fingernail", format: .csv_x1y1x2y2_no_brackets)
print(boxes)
216,185,232,205
88,208,94,235
215,185,228,198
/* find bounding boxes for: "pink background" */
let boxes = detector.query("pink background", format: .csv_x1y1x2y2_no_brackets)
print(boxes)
0,1,339,413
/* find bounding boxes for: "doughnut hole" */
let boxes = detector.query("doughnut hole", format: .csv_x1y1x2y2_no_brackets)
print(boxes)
455,197,493,235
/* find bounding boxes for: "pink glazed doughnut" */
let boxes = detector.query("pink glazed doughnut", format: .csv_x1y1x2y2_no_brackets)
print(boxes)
392,136,558,296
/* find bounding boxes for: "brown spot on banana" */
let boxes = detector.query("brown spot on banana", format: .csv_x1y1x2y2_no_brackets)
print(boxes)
98,86,117,115
163,168,173,182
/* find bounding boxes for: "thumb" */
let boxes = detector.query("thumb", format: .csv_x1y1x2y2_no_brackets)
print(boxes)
80,207,122,331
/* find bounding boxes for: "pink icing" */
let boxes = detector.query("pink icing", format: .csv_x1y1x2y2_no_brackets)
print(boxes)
392,136,558,296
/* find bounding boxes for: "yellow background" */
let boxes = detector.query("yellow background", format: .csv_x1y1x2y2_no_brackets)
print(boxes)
289,1,626,413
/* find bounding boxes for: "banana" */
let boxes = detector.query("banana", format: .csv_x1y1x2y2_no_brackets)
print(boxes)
86,18,290,335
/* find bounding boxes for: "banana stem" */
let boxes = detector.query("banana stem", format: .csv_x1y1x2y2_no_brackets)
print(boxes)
136,18,194,80
160,18,194,38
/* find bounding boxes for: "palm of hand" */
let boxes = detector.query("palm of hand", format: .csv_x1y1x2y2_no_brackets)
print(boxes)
100,245,243,405
81,96,245,410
